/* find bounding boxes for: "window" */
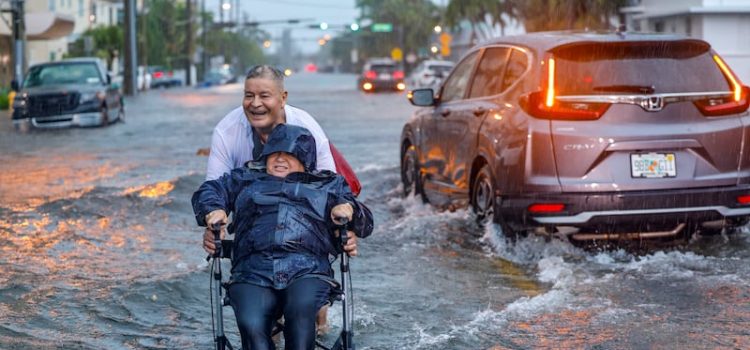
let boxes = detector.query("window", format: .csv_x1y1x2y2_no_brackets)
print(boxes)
440,51,479,103
78,0,84,16
469,47,511,98
500,49,528,91
49,0,56,11
552,41,727,94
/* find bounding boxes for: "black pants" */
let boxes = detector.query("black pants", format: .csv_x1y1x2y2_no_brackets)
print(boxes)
228,278,331,350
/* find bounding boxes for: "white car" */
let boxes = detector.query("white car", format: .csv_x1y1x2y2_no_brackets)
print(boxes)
408,60,454,90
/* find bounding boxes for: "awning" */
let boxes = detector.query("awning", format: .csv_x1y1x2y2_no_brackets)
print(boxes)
0,12,74,40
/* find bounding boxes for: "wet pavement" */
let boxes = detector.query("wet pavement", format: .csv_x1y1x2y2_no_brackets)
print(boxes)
1,73,749,349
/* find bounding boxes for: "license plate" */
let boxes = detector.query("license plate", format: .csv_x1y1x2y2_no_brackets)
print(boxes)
379,73,391,80
630,153,676,178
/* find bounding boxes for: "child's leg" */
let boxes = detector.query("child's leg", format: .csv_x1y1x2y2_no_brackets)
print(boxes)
282,278,332,350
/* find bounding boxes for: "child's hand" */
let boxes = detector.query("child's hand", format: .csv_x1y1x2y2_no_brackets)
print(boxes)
331,203,353,225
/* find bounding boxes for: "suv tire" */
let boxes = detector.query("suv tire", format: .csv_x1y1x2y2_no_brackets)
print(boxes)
401,144,426,202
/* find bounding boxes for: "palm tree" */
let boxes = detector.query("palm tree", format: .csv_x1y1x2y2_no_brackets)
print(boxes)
445,0,518,40
518,0,628,32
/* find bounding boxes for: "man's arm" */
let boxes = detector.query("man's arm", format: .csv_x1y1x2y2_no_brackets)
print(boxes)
205,128,234,181
286,105,336,172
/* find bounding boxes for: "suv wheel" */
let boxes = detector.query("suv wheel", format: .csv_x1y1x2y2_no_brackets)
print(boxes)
401,144,426,202
471,164,494,224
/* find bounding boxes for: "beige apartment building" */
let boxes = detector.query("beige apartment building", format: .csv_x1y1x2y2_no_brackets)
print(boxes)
0,0,126,85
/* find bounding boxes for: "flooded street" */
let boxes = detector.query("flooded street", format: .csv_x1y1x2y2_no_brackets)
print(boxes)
1,73,749,349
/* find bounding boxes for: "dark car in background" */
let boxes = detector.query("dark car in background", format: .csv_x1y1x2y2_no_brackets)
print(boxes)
401,31,750,241
358,58,405,92
12,58,124,128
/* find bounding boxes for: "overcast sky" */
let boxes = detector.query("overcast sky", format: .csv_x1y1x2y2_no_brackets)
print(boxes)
207,0,360,54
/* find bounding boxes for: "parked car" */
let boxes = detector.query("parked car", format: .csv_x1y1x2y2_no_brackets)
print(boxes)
12,57,124,128
408,59,454,90
401,31,750,241
358,58,405,92
148,66,182,88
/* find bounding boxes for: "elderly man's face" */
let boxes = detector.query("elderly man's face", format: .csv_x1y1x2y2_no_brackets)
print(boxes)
266,152,304,177
243,77,288,134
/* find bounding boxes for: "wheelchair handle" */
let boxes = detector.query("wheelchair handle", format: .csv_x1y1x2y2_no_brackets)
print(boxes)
209,223,223,259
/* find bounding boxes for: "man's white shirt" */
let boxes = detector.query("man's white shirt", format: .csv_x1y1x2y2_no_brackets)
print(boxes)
206,105,335,180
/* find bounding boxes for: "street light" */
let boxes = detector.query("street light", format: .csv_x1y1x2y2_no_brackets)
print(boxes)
221,2,231,11
263,40,272,48
318,38,327,46
430,45,439,54
319,22,328,30
434,25,442,33
350,23,359,31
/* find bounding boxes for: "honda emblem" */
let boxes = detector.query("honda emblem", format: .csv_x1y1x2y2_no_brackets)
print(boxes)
641,96,664,112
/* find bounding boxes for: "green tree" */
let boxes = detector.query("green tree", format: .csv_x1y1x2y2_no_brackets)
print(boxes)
66,25,123,70
355,0,440,67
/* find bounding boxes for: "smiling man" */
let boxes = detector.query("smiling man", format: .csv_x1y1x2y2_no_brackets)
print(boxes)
206,65,335,181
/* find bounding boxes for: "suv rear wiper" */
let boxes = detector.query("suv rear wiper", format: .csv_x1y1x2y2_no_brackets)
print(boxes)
592,85,655,94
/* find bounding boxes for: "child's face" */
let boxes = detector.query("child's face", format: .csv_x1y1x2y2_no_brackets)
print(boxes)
266,152,304,177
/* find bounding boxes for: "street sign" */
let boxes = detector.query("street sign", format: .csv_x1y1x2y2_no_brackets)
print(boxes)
372,23,393,32
391,47,403,62
439,32,452,57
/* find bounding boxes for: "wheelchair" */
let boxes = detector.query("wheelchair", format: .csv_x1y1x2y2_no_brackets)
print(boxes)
208,222,356,350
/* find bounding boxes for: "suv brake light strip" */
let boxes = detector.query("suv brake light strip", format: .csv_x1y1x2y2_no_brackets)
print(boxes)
713,54,743,102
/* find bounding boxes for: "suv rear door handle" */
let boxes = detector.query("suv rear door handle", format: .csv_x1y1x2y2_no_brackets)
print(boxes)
473,107,487,117
440,108,451,117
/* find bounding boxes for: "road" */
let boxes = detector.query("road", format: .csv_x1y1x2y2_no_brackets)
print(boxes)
1,73,749,349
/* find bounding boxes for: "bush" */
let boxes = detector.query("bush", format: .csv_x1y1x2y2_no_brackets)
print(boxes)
0,88,9,110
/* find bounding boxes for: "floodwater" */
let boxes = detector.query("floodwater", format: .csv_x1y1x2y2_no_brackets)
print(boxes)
1,74,749,349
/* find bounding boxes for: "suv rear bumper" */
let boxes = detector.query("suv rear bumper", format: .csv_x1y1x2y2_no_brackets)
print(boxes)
497,185,750,230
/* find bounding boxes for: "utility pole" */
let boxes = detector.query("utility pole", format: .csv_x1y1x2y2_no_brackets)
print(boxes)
10,0,25,84
201,0,208,80
124,0,137,95
185,0,193,85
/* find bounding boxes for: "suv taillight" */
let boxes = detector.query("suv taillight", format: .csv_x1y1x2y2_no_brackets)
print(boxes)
520,57,610,120
694,55,750,116
365,70,377,79
522,91,611,120
693,86,749,116
393,70,404,80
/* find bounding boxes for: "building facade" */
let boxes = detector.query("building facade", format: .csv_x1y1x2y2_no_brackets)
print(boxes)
27,0,124,66
621,0,750,83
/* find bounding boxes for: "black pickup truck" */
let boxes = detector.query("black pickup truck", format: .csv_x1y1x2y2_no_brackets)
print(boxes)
12,58,124,128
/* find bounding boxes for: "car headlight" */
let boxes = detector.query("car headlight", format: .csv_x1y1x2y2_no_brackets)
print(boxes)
79,91,105,102
12,96,25,107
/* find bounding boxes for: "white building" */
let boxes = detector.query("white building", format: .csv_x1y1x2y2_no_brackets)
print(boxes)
26,0,124,66
621,0,750,83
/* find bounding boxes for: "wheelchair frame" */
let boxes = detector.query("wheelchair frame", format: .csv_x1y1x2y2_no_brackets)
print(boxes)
209,223,356,350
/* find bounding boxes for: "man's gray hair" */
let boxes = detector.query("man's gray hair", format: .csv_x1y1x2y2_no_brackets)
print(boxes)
245,65,285,89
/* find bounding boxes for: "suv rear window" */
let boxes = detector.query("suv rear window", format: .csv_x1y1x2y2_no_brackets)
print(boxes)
370,64,395,72
551,41,730,95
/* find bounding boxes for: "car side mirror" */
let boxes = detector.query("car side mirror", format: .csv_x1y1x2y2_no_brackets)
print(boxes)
10,79,19,92
408,88,436,106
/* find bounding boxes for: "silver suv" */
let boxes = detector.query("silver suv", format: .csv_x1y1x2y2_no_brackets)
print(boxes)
401,31,750,241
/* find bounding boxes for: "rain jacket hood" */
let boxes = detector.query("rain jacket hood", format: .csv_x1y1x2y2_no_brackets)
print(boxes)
258,124,317,172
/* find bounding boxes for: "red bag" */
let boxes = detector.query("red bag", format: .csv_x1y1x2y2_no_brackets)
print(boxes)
330,143,361,197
